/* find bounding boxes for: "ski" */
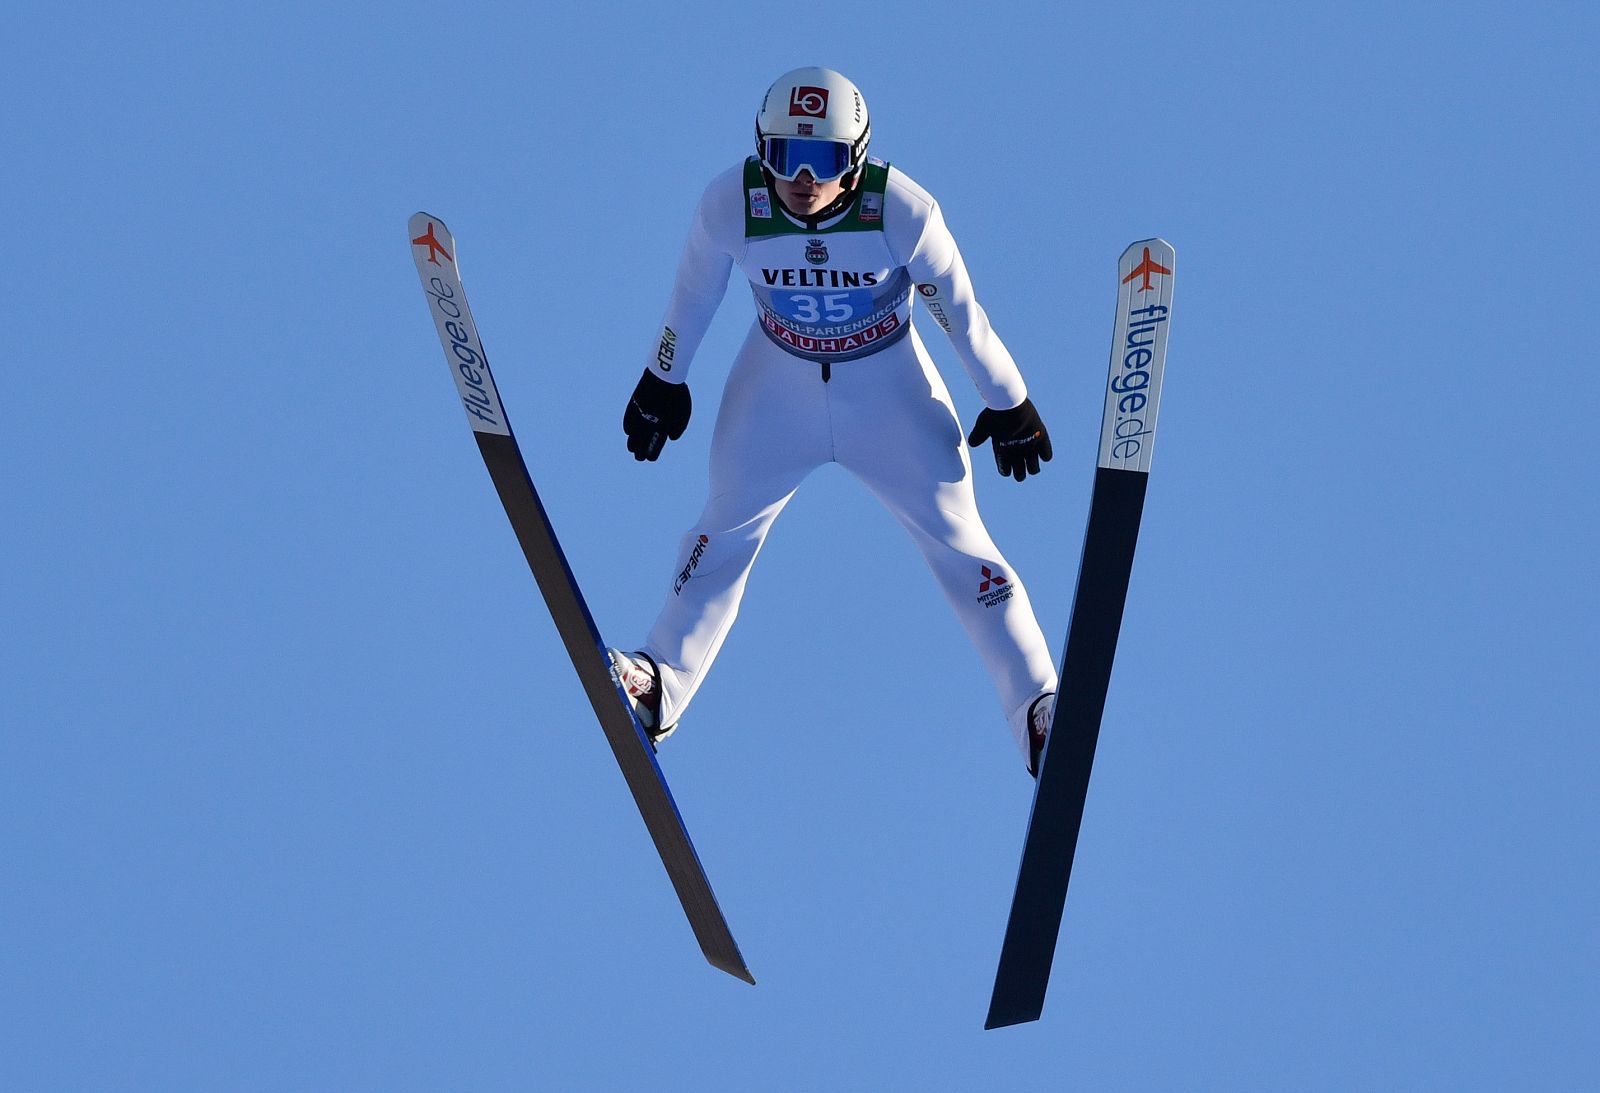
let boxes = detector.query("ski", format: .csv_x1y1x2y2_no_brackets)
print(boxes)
408,212,753,985
986,238,1175,1029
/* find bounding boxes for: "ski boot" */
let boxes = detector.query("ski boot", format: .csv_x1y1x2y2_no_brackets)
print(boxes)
1027,692,1055,778
608,649,678,747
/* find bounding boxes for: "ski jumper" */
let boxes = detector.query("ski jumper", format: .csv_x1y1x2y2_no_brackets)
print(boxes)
639,158,1057,757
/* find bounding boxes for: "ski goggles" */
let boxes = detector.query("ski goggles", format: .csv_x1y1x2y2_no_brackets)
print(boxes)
759,136,856,182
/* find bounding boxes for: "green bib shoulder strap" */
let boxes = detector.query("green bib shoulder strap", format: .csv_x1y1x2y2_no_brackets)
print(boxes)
743,156,891,238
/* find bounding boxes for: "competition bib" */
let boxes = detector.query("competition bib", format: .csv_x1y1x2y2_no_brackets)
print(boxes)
739,158,912,364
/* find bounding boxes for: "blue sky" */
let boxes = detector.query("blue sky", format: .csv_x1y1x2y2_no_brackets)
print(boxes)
5,2,1596,1089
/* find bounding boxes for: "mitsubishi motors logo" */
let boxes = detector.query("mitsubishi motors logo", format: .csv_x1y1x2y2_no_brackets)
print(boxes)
978,565,1013,608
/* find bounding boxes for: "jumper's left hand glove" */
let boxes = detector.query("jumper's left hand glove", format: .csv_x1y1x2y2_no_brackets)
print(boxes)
967,397,1052,482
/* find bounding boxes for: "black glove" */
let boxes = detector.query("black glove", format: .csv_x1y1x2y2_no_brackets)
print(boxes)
623,369,692,462
967,397,1052,481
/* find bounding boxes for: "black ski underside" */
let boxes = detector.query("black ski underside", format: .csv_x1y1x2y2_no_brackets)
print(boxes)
475,431,753,984
986,465,1148,1028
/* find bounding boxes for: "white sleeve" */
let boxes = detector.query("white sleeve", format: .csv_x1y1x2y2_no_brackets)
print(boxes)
645,166,744,385
885,169,1028,410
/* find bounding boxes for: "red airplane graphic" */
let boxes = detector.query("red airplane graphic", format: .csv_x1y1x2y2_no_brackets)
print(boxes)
1121,246,1171,292
412,222,452,266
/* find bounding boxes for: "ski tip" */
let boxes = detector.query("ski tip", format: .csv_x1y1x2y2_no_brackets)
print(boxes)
1118,238,1175,279
408,211,456,253
1118,238,1176,289
1120,236,1174,259
408,212,460,275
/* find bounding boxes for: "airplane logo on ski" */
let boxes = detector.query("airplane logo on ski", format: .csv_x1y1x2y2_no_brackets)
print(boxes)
1121,246,1171,292
412,221,452,266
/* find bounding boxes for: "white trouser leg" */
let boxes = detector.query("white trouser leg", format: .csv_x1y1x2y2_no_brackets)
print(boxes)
642,490,798,727
831,328,1057,758
641,329,827,726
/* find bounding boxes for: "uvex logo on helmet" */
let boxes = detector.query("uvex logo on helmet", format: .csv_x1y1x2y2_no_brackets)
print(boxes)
789,86,829,118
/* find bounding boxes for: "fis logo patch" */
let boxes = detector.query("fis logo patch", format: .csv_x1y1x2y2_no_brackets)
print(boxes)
750,188,772,219
804,238,829,265
859,190,883,222
789,86,829,118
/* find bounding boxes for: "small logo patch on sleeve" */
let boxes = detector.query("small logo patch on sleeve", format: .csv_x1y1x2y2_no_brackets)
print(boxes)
749,188,772,219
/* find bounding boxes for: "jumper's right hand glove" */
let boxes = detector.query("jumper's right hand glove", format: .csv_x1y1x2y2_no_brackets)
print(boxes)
623,369,692,462
967,397,1052,482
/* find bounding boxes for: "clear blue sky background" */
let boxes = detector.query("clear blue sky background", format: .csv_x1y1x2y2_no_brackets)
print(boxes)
6,2,1596,1089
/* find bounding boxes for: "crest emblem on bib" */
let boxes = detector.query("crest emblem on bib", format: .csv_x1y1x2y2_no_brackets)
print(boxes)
804,238,829,265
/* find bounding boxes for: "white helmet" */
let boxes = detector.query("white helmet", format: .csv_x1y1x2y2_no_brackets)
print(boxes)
754,66,871,183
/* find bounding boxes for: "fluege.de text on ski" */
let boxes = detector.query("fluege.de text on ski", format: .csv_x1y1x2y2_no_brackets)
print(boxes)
426,275,504,432
1107,304,1167,463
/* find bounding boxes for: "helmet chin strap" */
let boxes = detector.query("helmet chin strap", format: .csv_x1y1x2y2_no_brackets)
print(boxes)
760,164,866,226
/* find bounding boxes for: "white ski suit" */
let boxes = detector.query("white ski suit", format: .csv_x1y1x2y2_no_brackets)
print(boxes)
639,157,1057,756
